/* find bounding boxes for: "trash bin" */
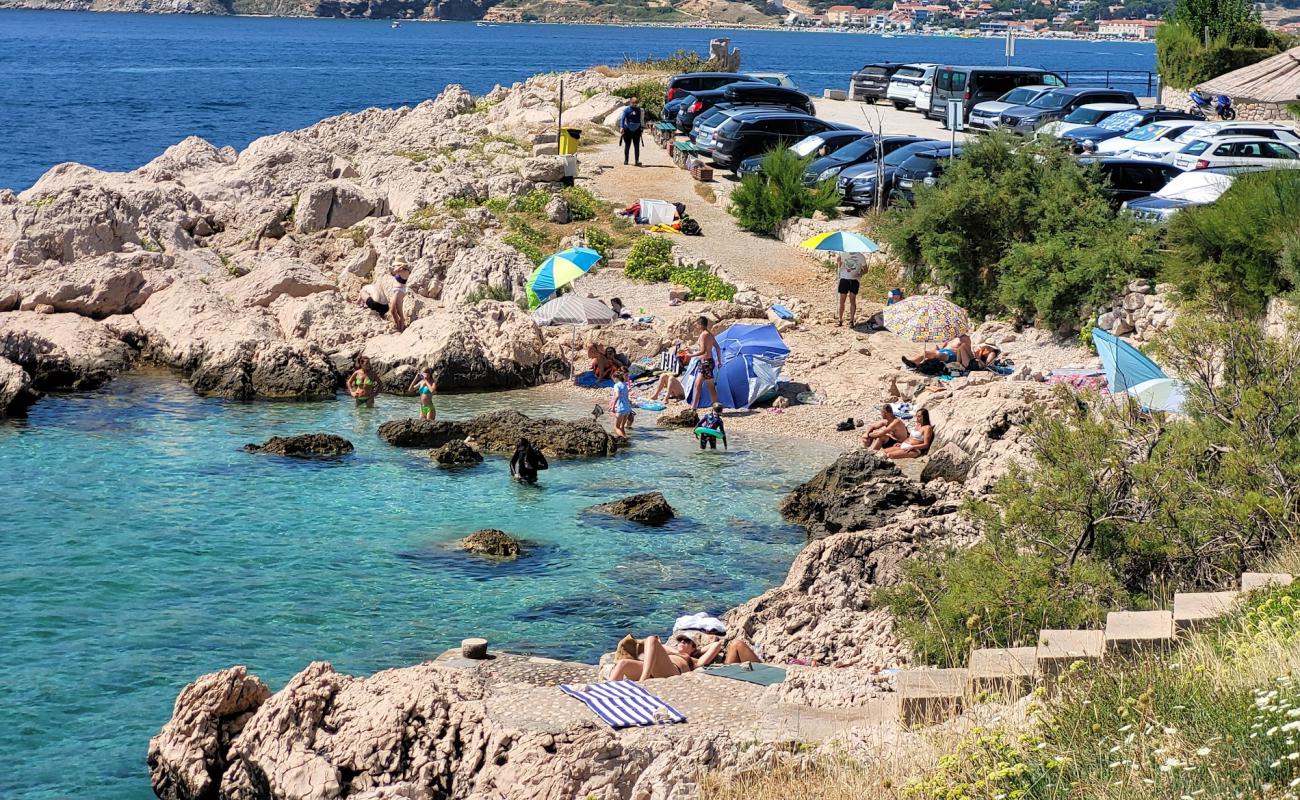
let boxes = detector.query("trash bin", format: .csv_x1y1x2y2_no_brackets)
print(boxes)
558,128,582,155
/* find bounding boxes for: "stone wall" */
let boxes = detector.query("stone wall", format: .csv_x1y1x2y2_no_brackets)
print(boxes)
1095,279,1176,342
1158,87,1295,123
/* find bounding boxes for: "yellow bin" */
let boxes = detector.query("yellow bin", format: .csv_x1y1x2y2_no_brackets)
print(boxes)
558,128,582,155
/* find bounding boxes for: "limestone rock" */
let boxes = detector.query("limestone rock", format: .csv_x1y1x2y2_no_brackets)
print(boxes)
0,356,39,417
459,528,522,558
519,156,564,184
244,433,354,458
0,311,135,390
430,439,483,467
296,179,389,233
6,251,180,318
779,450,935,539
657,406,700,428
585,491,676,526
919,442,971,484
462,409,617,458
377,419,465,448
437,241,533,306
221,257,336,308
134,136,237,184
544,195,570,224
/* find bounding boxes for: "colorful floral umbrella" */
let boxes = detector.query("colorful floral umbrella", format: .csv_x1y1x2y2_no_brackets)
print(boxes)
882,295,970,343
799,230,880,254
526,247,602,308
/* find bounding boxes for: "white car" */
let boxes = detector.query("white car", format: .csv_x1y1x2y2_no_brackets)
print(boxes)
913,66,937,114
967,84,1055,129
1122,169,1239,223
749,72,798,90
1171,136,1300,171
1129,121,1300,164
1095,120,1203,156
1037,103,1137,139
885,63,935,111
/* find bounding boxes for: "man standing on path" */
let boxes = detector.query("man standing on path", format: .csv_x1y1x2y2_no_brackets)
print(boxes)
836,252,866,328
619,97,645,167
688,316,722,408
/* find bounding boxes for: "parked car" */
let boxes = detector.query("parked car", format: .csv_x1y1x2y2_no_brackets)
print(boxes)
1060,109,1204,153
837,139,943,210
1036,103,1138,139
927,66,1065,122
804,134,931,185
1128,121,1300,163
914,70,936,114
1077,157,1184,207
998,87,1140,135
1094,120,1204,157
851,62,907,103
693,104,812,154
749,72,798,89
663,72,765,119
674,83,814,133
968,84,1056,129
1122,167,1252,223
892,144,963,204
711,113,851,172
886,63,936,111
1171,136,1300,171
737,129,872,178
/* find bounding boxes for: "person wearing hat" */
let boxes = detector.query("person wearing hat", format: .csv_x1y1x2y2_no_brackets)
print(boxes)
358,259,412,332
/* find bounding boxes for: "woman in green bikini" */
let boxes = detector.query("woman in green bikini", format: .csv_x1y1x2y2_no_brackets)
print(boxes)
407,367,437,421
347,356,380,407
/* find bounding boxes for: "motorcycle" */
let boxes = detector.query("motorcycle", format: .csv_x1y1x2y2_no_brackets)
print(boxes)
1189,89,1237,120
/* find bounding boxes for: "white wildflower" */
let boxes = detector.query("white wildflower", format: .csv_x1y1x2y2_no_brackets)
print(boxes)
1197,747,1212,756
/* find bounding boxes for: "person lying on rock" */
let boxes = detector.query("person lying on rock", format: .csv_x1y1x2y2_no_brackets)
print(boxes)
609,634,725,680
885,408,934,459
861,405,908,451
648,371,685,402
346,356,380,407
358,261,411,332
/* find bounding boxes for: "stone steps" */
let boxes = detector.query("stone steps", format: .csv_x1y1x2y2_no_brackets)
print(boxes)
895,570,1293,726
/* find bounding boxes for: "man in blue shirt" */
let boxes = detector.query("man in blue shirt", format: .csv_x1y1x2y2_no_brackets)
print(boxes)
619,97,645,167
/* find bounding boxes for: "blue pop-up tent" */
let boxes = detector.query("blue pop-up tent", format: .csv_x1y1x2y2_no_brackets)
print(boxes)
681,323,791,409
1092,327,1185,413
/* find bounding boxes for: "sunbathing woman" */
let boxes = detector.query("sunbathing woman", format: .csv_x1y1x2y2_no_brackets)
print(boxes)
608,634,725,681
902,334,973,370
885,408,934,459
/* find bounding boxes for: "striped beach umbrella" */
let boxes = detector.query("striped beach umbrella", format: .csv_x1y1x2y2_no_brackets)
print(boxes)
799,230,880,254
882,295,970,343
531,295,615,326
526,247,602,307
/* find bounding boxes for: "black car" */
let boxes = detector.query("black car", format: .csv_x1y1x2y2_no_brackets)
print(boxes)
1061,109,1205,154
711,113,850,172
663,72,765,119
1077,157,1184,207
804,134,930,186
999,87,1140,135
850,62,907,103
737,129,872,178
674,83,814,133
891,145,964,204
836,139,943,210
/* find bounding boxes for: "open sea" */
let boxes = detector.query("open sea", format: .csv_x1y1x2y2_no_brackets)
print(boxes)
0,10,1156,190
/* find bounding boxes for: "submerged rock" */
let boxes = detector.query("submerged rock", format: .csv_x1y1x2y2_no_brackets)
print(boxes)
244,433,354,458
377,418,464,448
379,410,616,458
779,450,935,539
585,491,677,526
459,528,522,558
430,439,482,467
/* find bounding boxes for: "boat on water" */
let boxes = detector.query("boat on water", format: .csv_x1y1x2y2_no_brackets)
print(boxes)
391,20,401,28
881,32,896,38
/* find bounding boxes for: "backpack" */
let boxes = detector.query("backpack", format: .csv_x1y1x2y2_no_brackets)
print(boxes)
680,216,702,236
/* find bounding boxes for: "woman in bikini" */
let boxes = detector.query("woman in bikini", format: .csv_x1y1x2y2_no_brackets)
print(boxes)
347,356,380,407
885,408,935,459
607,634,725,681
407,367,437,420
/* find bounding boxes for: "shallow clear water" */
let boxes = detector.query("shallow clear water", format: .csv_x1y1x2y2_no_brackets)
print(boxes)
0,373,836,799
0,10,1156,189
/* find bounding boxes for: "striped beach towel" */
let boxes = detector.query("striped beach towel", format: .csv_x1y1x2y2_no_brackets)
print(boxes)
559,680,686,729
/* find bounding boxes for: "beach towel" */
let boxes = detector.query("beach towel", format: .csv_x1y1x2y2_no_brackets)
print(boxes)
769,303,795,321
702,663,788,687
560,680,686,729
673,612,727,636
574,370,614,389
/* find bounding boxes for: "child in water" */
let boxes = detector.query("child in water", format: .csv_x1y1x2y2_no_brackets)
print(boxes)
611,368,633,439
697,402,727,450
407,367,437,421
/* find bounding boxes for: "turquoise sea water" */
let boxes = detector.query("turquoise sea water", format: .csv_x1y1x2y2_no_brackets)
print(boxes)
0,373,836,799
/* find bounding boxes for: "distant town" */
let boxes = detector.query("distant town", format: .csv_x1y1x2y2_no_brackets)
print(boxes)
777,0,1166,38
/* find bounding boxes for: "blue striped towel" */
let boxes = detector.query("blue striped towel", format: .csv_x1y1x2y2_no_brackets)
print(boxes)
559,680,686,729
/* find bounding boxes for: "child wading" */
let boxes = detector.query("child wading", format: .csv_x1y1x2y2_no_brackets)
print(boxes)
611,368,633,439
408,367,437,421
696,403,727,450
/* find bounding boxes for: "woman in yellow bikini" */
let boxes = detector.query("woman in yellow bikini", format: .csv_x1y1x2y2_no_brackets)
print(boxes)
347,356,379,407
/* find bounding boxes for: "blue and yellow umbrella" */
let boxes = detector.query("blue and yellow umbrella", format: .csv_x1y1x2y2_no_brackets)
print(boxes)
526,247,602,308
799,230,880,254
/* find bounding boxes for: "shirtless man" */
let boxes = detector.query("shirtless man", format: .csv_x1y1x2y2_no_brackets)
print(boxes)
688,316,722,408
862,405,909,451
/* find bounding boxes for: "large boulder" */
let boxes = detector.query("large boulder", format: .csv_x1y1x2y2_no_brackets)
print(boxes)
656,406,699,428
779,450,936,539
462,409,617,458
431,439,483,467
0,311,136,390
295,180,388,233
133,136,238,184
377,418,465,448
244,433,354,458
458,528,522,558
919,442,972,484
220,257,336,308
0,356,39,417
585,491,676,526
4,251,180,318
438,241,533,306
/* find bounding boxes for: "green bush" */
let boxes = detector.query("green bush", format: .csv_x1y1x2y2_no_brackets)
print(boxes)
669,266,736,302
463,284,514,304
560,186,601,221
584,227,615,262
1161,169,1300,315
729,147,840,236
611,78,668,121
503,233,545,266
624,234,675,282
1157,21,1281,90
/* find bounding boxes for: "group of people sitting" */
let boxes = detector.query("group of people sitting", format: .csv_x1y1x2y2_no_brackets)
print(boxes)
586,342,632,381
861,405,934,459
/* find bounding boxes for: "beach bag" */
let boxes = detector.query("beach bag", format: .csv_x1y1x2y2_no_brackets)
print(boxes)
916,358,946,376
680,216,702,236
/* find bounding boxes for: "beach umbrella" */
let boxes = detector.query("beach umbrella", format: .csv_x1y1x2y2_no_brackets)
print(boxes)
882,295,970,343
799,230,880,254
526,247,602,307
1091,327,1185,414
1125,377,1187,415
680,323,791,409
531,295,615,326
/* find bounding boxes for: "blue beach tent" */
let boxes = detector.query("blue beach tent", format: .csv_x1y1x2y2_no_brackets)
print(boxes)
1091,327,1185,413
681,323,791,409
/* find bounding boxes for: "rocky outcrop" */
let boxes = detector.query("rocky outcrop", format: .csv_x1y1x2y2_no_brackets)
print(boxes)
585,491,676,526
779,450,936,539
377,418,464,448
0,311,136,390
1095,279,1177,342
220,257,335,308
919,442,972,484
430,439,482,466
0,356,39,417
378,410,617,458
2,251,180,317
459,528,521,558
657,406,700,428
244,433,354,457
295,180,388,233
